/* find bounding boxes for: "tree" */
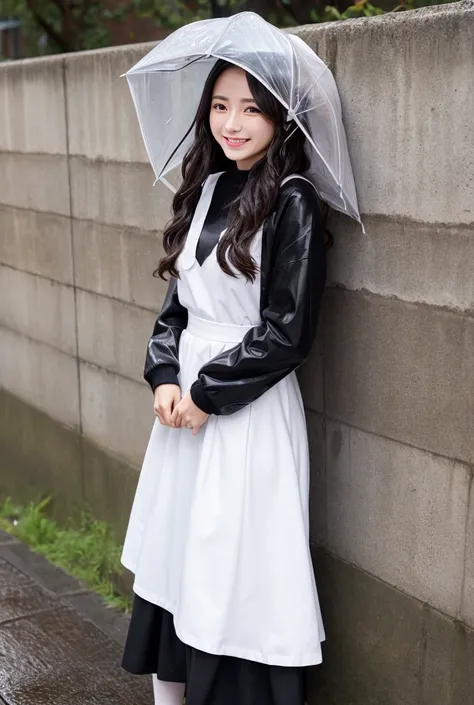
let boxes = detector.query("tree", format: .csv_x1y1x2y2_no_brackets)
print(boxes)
0,0,128,55
0,0,458,58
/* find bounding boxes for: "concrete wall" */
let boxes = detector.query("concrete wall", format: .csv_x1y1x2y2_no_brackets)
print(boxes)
1,2,473,703
0,44,170,535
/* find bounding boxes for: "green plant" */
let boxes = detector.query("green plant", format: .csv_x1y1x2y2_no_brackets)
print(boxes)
310,0,457,21
1,0,461,58
0,497,131,612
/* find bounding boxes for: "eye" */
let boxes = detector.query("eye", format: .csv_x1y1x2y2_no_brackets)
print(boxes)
245,106,261,114
213,103,226,111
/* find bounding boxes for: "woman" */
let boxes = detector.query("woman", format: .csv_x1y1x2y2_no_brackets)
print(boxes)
121,56,328,705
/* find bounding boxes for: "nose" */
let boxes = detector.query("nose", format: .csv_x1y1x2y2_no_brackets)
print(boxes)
224,109,242,134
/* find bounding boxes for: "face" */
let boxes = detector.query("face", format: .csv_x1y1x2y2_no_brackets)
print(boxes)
209,67,276,171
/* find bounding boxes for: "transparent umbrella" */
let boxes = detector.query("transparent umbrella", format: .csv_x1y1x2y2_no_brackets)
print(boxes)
124,11,363,228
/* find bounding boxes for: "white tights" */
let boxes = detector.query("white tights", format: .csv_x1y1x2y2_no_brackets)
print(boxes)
152,674,185,705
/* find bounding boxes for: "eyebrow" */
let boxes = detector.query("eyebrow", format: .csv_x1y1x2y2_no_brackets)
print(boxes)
212,95,256,104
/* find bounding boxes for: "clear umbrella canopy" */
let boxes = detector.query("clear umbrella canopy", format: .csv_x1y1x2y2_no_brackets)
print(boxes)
125,11,363,227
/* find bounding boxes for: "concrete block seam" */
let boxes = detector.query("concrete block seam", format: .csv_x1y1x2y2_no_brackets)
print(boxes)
0,201,69,220
0,53,65,70
334,213,474,231
62,55,83,443
74,283,161,315
0,262,75,292
312,544,474,634
68,153,155,170
0,304,152,402
0,204,71,221
0,148,68,159
70,216,163,239
77,356,147,387
71,214,164,238
71,216,163,239
325,284,474,320
0,322,77,361
315,413,474,473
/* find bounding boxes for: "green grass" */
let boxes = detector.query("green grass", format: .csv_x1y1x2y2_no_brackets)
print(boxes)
0,497,131,613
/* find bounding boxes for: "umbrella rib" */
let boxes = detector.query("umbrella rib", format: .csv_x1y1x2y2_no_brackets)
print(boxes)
311,78,343,202
159,119,196,178
130,55,204,75
293,65,329,113
206,12,241,57
283,31,296,115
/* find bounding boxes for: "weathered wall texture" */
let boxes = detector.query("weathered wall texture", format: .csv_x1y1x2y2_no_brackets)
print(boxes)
1,2,473,703
0,43,168,535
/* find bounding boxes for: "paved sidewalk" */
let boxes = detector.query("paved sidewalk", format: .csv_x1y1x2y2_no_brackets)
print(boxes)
0,529,152,704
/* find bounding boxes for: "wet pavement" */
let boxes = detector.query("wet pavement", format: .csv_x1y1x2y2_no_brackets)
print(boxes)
0,530,152,704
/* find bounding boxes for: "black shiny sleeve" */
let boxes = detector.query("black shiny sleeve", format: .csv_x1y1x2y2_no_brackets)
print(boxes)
144,277,188,392
190,181,326,416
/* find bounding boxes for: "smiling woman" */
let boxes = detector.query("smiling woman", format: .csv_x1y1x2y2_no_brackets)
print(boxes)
118,18,344,705
156,58,312,283
209,67,276,170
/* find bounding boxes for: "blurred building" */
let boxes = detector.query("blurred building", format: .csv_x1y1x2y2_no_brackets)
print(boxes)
104,8,174,46
0,17,22,59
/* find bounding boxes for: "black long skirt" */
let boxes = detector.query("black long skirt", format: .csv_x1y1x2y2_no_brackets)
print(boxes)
122,594,308,705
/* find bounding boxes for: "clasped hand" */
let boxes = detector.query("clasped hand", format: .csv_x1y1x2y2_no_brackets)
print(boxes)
154,384,209,436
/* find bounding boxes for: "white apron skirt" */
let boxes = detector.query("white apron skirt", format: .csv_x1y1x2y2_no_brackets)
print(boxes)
121,172,325,668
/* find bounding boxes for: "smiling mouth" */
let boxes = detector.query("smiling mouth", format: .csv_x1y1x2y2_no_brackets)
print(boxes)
223,136,250,147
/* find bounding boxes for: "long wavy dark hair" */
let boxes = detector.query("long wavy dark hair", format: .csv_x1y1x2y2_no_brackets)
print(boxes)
156,59,332,281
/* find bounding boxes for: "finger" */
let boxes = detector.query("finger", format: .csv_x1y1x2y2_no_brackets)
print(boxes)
170,406,179,427
162,406,173,427
192,418,205,435
184,416,194,430
172,389,182,407
171,406,181,428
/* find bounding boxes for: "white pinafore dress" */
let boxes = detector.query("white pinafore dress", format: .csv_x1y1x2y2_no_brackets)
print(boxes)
121,172,325,667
